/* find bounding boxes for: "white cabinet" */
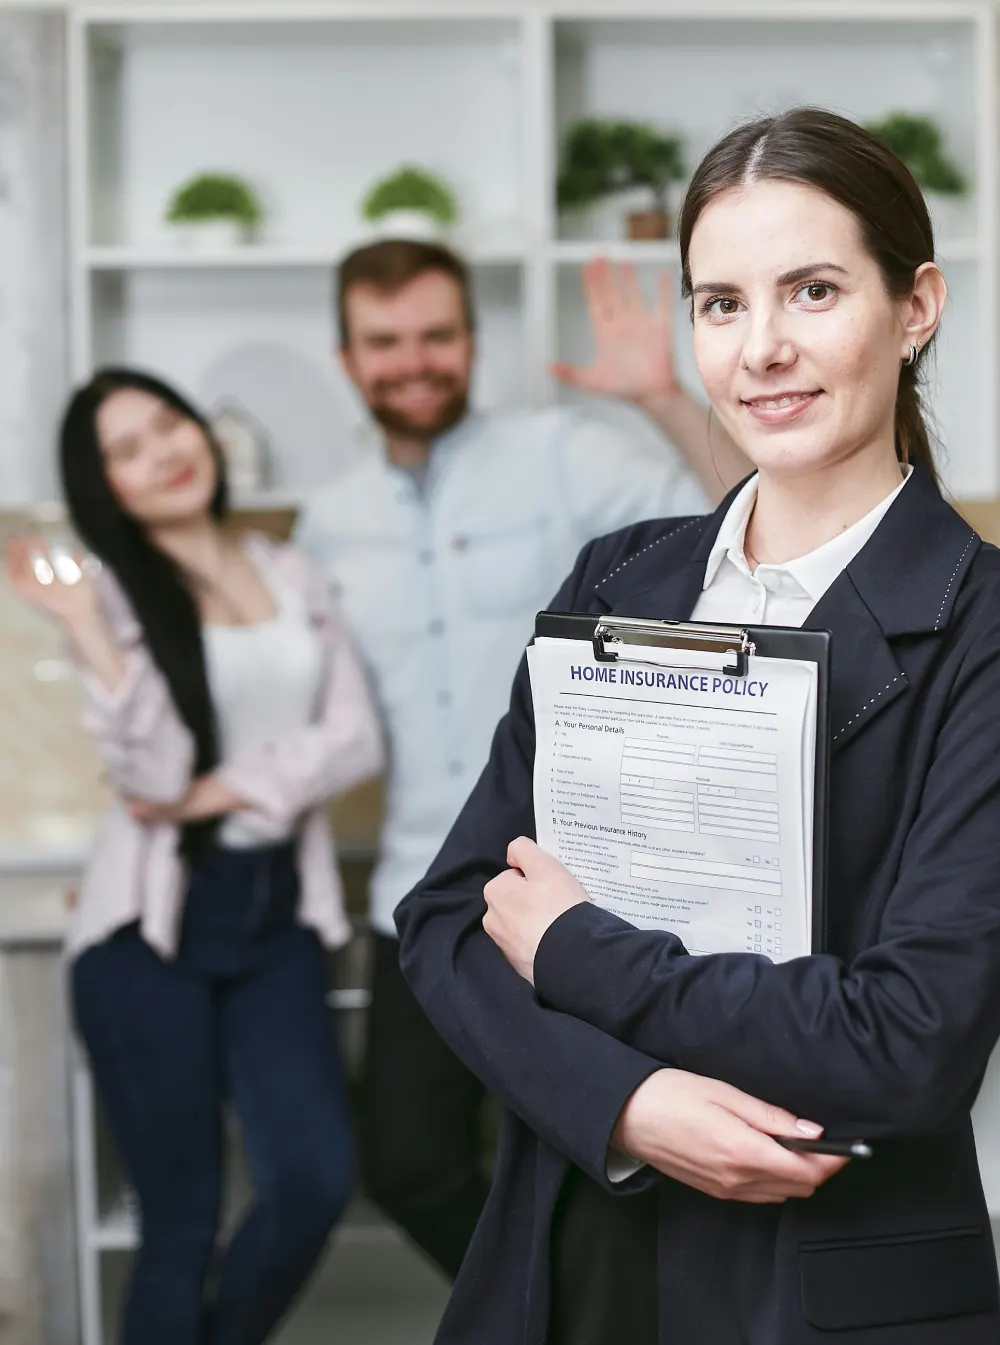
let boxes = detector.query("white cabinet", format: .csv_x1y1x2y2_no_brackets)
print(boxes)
66,3,998,505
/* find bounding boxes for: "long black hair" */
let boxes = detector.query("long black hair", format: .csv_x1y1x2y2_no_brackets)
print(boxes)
59,367,229,862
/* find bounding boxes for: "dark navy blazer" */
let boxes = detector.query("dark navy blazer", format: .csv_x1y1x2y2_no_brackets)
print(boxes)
396,461,1000,1344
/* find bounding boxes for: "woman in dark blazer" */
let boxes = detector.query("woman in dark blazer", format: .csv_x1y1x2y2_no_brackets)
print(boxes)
396,107,1000,1345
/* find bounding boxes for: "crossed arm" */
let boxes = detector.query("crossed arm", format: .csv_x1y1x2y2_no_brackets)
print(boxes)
396,554,848,1202
478,622,1000,1142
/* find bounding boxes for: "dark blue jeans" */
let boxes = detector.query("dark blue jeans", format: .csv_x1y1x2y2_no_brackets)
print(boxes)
72,843,353,1345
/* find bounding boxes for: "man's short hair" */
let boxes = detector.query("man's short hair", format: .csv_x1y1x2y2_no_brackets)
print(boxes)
335,238,476,347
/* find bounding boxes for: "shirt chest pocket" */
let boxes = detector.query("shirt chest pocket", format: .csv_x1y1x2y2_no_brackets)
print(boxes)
451,514,559,619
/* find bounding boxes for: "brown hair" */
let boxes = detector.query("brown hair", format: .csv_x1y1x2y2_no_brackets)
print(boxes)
335,238,476,346
679,107,937,480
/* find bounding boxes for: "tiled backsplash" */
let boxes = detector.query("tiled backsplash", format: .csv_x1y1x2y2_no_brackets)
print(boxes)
0,516,109,851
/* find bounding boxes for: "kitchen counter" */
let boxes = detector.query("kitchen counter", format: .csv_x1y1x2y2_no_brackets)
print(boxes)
0,771,383,949
0,827,85,951
0,868,78,946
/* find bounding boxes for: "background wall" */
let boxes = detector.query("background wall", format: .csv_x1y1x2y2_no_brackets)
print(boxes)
11,0,1000,8
0,11,64,503
1,7,999,1344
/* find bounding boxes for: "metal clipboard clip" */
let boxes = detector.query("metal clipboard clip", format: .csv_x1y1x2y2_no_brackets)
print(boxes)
592,617,755,678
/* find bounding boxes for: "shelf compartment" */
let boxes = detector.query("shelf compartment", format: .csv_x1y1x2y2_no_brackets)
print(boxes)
81,15,525,254
553,15,982,250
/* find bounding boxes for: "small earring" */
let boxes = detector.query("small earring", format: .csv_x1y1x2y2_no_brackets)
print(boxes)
904,343,920,367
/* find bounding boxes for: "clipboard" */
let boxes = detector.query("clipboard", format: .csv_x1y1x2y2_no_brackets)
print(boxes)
534,612,831,953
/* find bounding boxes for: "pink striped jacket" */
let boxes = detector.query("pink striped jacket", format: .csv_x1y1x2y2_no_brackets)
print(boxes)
68,533,384,960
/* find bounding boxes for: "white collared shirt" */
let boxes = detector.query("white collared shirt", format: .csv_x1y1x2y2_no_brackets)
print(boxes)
691,469,912,628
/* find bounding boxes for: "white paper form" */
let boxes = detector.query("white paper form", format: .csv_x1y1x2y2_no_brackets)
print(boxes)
527,637,818,963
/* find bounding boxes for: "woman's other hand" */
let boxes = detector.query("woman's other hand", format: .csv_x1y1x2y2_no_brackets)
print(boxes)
483,837,588,983
6,534,128,693
5,535,100,628
613,1069,849,1203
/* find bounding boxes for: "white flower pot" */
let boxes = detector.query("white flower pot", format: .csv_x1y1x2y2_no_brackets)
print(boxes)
171,219,252,251
367,209,447,242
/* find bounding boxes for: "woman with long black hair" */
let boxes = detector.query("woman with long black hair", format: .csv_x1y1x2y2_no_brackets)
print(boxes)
397,108,1000,1344
6,368,383,1345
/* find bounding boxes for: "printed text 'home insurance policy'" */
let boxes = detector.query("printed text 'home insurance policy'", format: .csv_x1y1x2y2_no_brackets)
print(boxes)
527,637,817,962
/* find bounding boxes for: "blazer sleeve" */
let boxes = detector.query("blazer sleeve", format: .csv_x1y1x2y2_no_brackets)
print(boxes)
395,540,664,1189
75,571,195,804
216,548,384,832
532,617,1000,1139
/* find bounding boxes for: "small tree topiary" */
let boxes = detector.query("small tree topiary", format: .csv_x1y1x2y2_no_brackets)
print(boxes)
166,173,264,229
557,119,686,212
362,167,458,227
864,113,967,196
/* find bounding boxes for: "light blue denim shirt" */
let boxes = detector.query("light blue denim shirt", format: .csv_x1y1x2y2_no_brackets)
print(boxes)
295,406,708,936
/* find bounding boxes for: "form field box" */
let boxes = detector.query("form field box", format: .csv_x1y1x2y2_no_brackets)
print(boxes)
699,803,779,822
631,851,783,896
625,802,696,818
622,780,693,803
701,823,780,842
699,747,777,768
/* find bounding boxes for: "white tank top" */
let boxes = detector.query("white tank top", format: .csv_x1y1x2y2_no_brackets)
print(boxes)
203,559,324,848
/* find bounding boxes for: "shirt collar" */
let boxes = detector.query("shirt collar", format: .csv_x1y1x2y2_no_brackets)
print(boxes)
358,410,476,465
701,467,913,603
701,475,758,590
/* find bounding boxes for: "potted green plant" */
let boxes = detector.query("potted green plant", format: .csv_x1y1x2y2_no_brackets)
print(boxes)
165,172,264,250
863,112,967,196
361,166,459,240
557,119,687,240
864,112,969,242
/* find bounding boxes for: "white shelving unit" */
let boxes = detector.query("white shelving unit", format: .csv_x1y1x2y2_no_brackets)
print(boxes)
64,6,1000,1342
66,2,999,506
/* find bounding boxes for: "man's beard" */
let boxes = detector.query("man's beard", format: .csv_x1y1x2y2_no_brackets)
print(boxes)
367,376,469,441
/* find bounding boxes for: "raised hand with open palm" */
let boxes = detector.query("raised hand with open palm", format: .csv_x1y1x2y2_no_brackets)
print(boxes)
6,534,126,693
550,257,749,502
5,534,100,627
550,258,682,402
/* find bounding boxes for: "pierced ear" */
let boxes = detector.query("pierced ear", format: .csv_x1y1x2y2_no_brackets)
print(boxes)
904,261,948,353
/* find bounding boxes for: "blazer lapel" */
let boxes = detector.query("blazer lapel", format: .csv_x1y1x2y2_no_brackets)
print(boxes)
803,573,908,753
603,557,706,623
808,462,980,754
592,461,980,759
593,491,739,621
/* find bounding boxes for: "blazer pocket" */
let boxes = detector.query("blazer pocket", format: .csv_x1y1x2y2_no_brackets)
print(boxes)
800,1227,998,1331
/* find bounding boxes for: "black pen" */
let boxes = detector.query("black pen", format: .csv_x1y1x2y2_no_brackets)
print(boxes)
775,1136,873,1159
